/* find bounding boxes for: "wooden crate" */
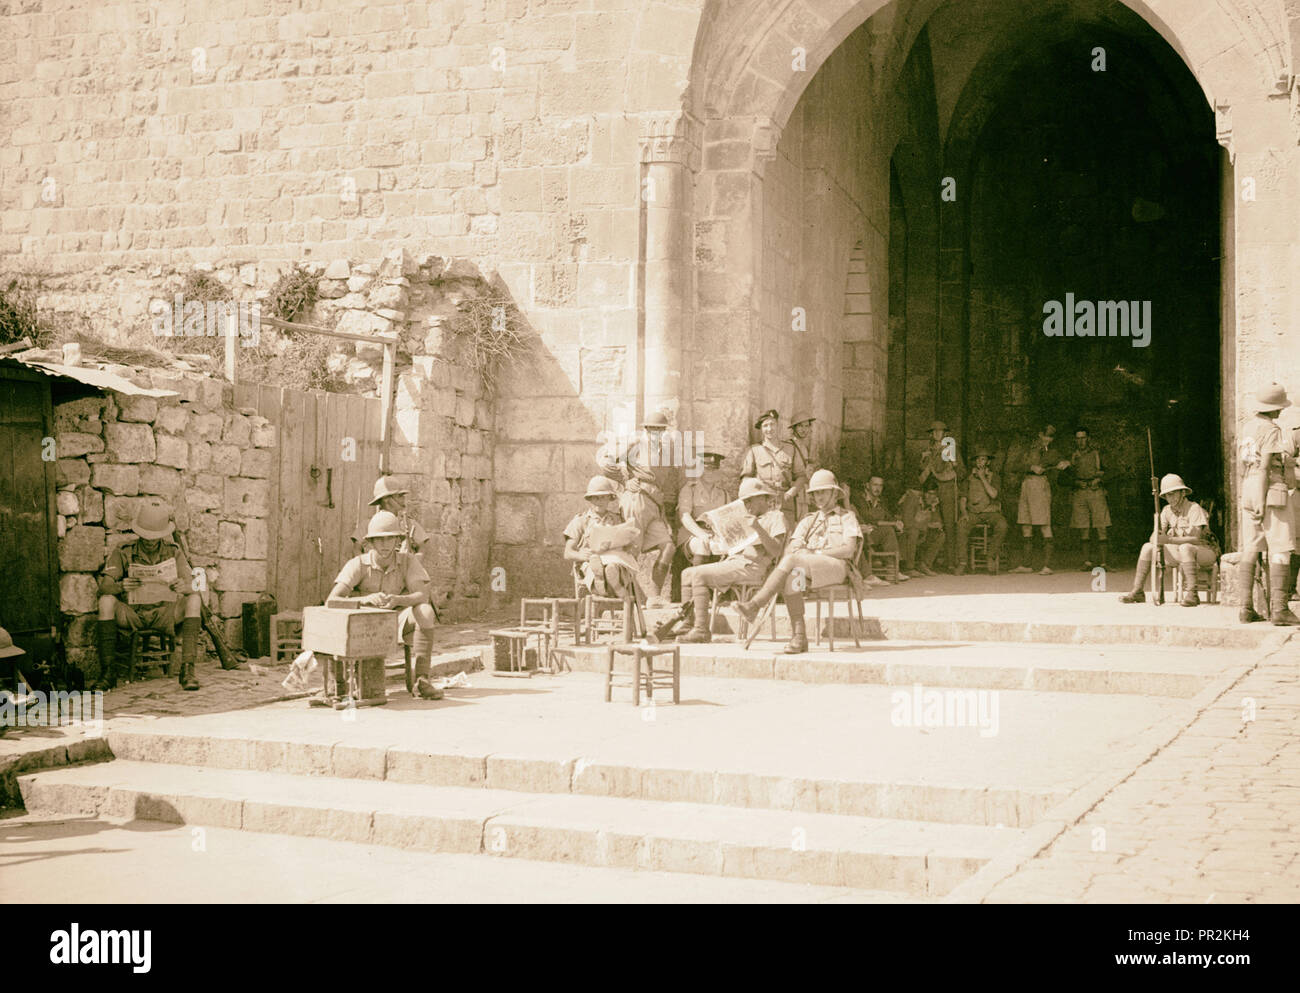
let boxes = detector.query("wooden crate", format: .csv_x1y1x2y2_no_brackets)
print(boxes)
301,606,399,658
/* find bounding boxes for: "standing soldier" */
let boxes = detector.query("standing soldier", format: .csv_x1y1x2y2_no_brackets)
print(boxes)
621,462,675,607
1008,424,1072,574
1237,383,1299,625
1064,427,1111,571
789,412,816,518
351,477,430,555
742,409,804,531
677,452,731,566
629,409,683,603
918,420,966,572
955,448,1008,575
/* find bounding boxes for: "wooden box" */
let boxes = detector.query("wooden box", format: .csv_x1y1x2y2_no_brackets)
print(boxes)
302,606,398,658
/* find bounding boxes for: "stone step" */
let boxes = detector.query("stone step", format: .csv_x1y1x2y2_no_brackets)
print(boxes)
564,640,1236,697
103,726,1066,827
18,761,1014,896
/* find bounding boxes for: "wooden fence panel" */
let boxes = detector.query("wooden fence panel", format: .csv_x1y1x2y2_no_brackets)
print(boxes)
236,386,384,612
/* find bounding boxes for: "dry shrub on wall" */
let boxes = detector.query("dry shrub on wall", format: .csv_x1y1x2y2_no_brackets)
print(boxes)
236,266,349,393
448,293,532,397
0,279,45,346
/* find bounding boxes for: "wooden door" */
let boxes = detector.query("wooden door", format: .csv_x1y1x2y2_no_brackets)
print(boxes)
0,366,58,636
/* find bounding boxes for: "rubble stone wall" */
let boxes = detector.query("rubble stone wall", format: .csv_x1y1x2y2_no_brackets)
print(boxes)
53,370,275,679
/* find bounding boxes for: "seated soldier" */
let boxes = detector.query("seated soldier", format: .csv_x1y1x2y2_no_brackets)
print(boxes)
678,478,787,643
1120,474,1218,607
905,481,946,576
677,451,731,566
737,469,863,655
329,510,441,699
853,475,909,582
97,498,202,691
954,448,1009,575
564,476,638,599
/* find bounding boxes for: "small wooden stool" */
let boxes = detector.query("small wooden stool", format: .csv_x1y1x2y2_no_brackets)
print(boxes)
489,628,549,678
270,611,304,663
127,629,175,681
968,525,999,574
605,643,680,704
868,548,900,581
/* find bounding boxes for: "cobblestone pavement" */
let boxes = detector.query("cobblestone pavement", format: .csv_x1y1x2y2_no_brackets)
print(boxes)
983,634,1300,903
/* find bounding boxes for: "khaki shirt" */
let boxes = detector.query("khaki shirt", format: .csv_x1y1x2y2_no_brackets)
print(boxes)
920,442,965,485
789,506,863,554
1241,414,1295,513
965,472,1001,514
563,507,626,554
103,539,190,604
627,434,682,508
1160,501,1209,541
742,441,796,497
333,548,429,597
737,509,788,567
1069,447,1103,486
677,479,731,544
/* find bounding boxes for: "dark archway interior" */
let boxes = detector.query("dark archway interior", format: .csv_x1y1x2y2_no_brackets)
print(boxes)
885,4,1221,554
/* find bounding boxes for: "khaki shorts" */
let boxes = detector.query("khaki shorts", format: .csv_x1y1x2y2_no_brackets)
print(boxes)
1017,476,1052,526
1070,488,1111,528
782,552,849,594
112,598,185,633
682,558,766,591
1241,506,1295,557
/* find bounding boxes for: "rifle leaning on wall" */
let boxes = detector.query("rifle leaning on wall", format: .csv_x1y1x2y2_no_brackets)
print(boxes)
172,529,243,670
1147,427,1164,605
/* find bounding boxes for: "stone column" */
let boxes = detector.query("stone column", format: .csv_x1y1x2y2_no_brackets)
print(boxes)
638,112,701,428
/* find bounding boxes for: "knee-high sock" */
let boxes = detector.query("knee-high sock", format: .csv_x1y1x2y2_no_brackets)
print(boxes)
1130,554,1152,594
1237,554,1258,609
691,585,712,633
180,616,201,663
1041,537,1054,570
412,626,435,679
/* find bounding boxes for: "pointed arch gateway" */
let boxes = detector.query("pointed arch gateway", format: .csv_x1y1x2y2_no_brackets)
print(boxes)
684,0,1299,549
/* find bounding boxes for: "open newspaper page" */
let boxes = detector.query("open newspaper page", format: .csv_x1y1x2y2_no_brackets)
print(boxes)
704,499,758,556
127,558,177,605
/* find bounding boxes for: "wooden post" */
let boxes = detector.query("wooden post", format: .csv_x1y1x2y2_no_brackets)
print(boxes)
224,312,237,382
379,340,394,474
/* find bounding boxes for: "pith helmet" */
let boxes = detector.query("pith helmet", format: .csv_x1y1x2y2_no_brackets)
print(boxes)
132,498,173,540
1159,473,1192,497
738,477,774,501
790,412,815,428
1254,383,1291,412
0,626,25,660
806,469,842,493
585,475,620,499
365,510,406,539
754,408,780,430
368,476,409,506
642,409,670,430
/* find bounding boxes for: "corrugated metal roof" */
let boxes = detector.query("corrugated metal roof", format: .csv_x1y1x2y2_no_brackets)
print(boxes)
4,357,178,397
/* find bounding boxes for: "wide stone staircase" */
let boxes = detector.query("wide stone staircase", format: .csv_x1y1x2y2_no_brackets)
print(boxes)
15,605,1271,901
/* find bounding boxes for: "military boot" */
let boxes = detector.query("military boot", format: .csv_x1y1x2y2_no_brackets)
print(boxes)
411,626,441,699
1238,555,1263,623
1120,555,1151,603
783,599,808,655
1270,565,1299,625
178,616,201,690
1179,561,1200,606
95,619,121,690
679,587,712,643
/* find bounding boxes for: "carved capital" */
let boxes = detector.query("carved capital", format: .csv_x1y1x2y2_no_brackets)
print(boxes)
639,111,703,170
1216,103,1235,163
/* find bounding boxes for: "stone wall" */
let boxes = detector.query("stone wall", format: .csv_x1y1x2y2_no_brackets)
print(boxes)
53,369,275,679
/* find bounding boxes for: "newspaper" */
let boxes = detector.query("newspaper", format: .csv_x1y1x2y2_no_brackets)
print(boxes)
704,499,758,556
127,558,177,605
586,521,639,553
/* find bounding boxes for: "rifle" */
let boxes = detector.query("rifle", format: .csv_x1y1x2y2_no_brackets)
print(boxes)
1148,428,1164,605
173,529,243,670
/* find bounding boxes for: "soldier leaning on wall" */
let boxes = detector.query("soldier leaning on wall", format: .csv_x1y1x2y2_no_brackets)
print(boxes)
1237,383,1300,625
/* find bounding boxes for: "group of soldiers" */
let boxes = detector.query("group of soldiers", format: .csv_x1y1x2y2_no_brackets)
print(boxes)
94,475,445,698
848,420,1113,579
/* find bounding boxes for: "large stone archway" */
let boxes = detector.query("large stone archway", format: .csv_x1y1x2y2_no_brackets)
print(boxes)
672,0,1300,546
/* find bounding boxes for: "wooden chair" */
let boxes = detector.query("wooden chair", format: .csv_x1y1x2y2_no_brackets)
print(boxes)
867,547,900,581
572,565,645,643
605,643,680,704
1172,560,1220,604
967,524,1000,574
127,629,175,681
270,611,303,663
807,541,868,651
